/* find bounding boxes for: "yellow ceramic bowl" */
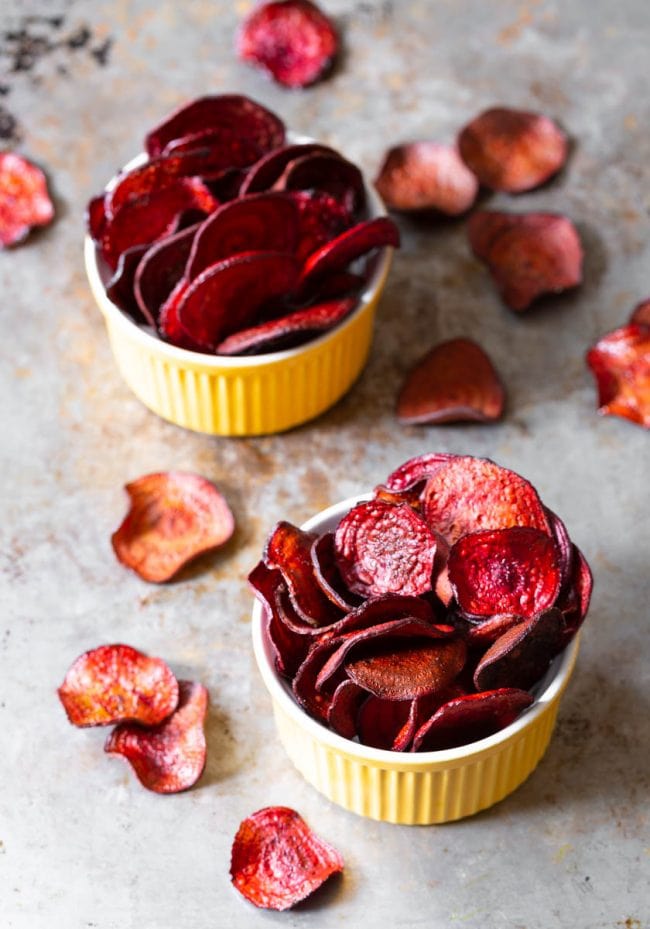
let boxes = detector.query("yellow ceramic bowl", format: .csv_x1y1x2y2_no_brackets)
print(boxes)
84,152,393,436
252,494,581,825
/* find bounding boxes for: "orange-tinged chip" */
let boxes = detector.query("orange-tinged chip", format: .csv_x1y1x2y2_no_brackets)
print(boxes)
230,807,344,911
105,680,208,793
586,322,650,428
397,337,505,424
0,151,54,247
58,644,179,727
375,142,478,215
111,472,235,583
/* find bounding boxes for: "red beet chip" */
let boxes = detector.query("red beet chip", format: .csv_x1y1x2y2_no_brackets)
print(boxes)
345,636,467,701
473,608,564,692
558,545,593,645
293,636,349,721
454,611,524,647
327,680,366,739
240,143,338,195
334,500,438,598
134,223,199,325
278,153,365,215
86,194,107,243
145,95,285,159
630,299,650,327
397,337,505,425
448,526,561,619
0,151,54,247
215,296,356,355
249,562,310,676
157,278,204,350
412,688,534,752
111,472,235,583
422,455,551,545
58,643,179,728
381,453,458,495
310,531,362,611
186,193,299,281
586,322,650,428
375,142,478,215
299,217,400,294
237,0,339,89
290,190,353,261
230,807,344,911
458,106,568,193
545,507,574,594
105,680,207,793
468,210,583,312
357,695,413,750
106,243,150,323
177,251,300,351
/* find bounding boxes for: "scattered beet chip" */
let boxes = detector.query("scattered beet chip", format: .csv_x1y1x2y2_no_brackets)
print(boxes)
146,95,285,159
327,680,366,739
230,807,344,911
290,191,353,261
374,142,478,215
422,455,551,544
586,322,650,428
412,688,534,752
105,680,207,793
106,243,150,323
278,153,365,215
177,251,300,351
58,643,179,728
0,151,54,247
111,472,234,583
299,217,400,294
133,223,198,325
468,210,583,312
458,107,568,193
334,500,438,598
473,608,564,692
240,143,338,195
237,0,339,89
345,636,467,701
86,194,107,243
397,337,505,425
310,532,361,611
630,299,650,327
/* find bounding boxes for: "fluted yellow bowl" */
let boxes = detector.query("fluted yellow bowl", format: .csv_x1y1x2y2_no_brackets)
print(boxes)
251,495,581,825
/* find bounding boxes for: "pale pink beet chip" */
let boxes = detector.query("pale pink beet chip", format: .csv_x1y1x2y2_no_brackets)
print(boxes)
586,322,650,428
375,142,478,215
0,151,54,247
105,680,208,793
111,472,234,583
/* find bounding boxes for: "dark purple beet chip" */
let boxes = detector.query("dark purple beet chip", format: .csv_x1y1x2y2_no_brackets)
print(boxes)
327,680,366,739
380,453,458,496
356,695,412,750
86,194,107,242
289,191,353,262
106,243,150,323
473,608,564,692
277,153,365,215
134,223,199,324
159,130,262,169
345,636,467,701
309,270,365,301
203,168,249,203
158,278,204,351
292,637,351,723
310,532,362,612
453,612,525,647
412,688,534,752
545,507,574,594
240,143,339,195
249,562,310,676
557,544,593,645
298,217,400,294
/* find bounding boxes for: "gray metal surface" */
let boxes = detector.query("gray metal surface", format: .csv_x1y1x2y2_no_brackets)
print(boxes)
1,1,648,927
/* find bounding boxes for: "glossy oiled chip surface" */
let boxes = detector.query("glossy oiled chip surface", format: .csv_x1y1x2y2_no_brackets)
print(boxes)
586,322,650,428
0,151,54,247
375,142,478,214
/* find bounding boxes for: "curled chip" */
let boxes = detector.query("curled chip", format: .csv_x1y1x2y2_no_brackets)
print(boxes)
397,337,505,425
310,532,361,611
458,106,568,193
473,608,564,692
299,217,400,294
240,143,337,195
357,695,413,750
278,153,365,215
134,223,199,325
236,0,339,89
230,807,344,911
111,472,234,583
106,244,150,323
412,688,534,752
468,210,583,312
0,151,54,247
105,680,208,793
327,680,366,739
586,322,650,429
374,142,478,215
58,643,179,728
291,190,353,261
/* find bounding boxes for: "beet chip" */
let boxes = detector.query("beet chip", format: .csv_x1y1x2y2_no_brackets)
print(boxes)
105,680,207,793
134,223,199,325
412,688,534,752
111,472,235,583
86,194,107,243
458,107,568,193
291,191,353,261
310,532,361,612
630,299,650,327
468,210,583,312
299,217,400,293
240,143,337,195
58,644,179,728
0,151,54,247
382,453,457,495
157,279,205,351
374,142,478,215
278,153,365,215
237,1,339,89
106,244,150,323
327,680,366,739
586,322,650,428
357,696,413,750
448,527,561,619
230,807,343,911
397,337,505,424
473,608,564,692
346,636,467,701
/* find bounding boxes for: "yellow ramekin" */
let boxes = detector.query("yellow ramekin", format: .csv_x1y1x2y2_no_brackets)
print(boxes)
251,495,581,825
84,153,393,437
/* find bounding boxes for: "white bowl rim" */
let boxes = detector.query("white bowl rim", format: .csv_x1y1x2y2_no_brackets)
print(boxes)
251,493,581,766
84,137,393,369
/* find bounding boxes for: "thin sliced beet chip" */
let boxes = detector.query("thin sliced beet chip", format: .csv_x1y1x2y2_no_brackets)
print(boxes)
422,455,551,544
458,106,568,193
448,527,561,618
397,337,505,424
240,143,338,195
382,453,457,494
293,636,349,721
278,153,365,215
545,507,574,594
134,223,199,325
299,217,399,294
453,611,524,647
630,299,650,327
249,563,310,676
310,532,362,611
375,142,478,215
586,322,650,428
327,680,366,739
334,500,438,598
357,695,412,750
290,190,353,262
468,210,583,312
310,270,364,300
0,151,54,247
105,680,208,793
111,472,235,583
86,194,107,243
58,643,179,728
157,278,204,350
237,0,339,89
473,608,564,692
177,251,300,351
345,636,467,701
106,244,150,323
412,688,534,752
557,544,593,644
230,807,344,911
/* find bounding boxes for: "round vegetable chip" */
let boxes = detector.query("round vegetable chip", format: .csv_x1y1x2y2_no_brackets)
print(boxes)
290,190,353,261
458,106,568,193
278,153,365,215
357,695,413,750
236,1,339,89
473,608,564,692
374,142,478,215
397,337,505,424
327,679,366,739
134,223,199,325
0,151,54,247
382,453,457,494
310,531,362,611
230,807,344,911
157,278,204,351
106,243,150,323
345,636,467,701
86,194,107,243
334,500,439,598
105,680,208,793
298,216,400,293
58,643,179,728
240,142,338,195
586,322,650,428
412,688,534,752
111,472,235,583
